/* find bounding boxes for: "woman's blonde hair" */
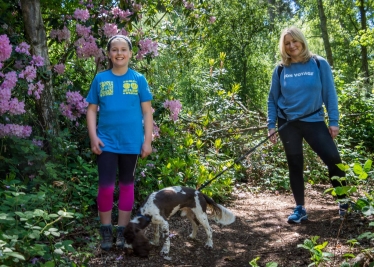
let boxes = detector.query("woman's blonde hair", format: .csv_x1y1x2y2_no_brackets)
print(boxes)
279,26,312,66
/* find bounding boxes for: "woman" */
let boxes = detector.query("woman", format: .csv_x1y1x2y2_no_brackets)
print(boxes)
267,26,347,224
86,35,153,249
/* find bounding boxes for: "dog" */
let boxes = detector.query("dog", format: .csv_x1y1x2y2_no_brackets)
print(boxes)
123,186,235,256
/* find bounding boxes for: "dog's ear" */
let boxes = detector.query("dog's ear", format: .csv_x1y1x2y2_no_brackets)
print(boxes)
132,230,151,258
137,215,152,229
123,224,136,243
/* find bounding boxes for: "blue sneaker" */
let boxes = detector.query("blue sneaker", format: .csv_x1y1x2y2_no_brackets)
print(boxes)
287,205,308,224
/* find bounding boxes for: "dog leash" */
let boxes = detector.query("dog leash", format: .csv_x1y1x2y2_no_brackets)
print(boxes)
197,108,321,191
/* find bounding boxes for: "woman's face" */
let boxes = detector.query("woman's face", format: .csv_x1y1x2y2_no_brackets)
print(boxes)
284,34,303,62
108,39,132,69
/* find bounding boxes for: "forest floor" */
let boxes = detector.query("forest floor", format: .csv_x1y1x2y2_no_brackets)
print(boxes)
87,184,373,267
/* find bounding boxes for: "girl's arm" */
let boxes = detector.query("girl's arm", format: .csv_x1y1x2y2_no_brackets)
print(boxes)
86,103,104,155
141,101,153,158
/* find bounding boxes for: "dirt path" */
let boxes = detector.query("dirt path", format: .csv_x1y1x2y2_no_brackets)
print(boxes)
88,184,370,266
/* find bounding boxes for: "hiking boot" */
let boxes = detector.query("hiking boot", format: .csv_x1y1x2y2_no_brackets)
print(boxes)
99,225,113,250
116,226,125,248
339,203,349,218
287,205,308,224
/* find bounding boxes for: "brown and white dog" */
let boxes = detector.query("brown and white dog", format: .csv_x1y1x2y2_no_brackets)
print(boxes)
123,186,235,256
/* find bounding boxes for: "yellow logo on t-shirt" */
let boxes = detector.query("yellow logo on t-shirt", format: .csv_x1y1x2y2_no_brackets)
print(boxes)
123,80,139,95
99,81,114,97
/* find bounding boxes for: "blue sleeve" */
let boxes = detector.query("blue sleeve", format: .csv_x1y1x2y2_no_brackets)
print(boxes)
267,66,281,129
318,56,339,127
138,75,153,102
86,77,99,105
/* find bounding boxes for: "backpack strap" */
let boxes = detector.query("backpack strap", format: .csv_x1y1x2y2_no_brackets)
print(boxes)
277,55,320,78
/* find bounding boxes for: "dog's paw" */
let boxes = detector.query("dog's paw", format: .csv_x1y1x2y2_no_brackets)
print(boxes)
160,246,170,256
204,241,213,249
163,255,172,261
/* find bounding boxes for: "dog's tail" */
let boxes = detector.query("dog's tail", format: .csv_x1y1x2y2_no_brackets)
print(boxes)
202,194,235,225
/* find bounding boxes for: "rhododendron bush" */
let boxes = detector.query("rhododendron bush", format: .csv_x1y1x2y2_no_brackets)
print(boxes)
0,0,218,185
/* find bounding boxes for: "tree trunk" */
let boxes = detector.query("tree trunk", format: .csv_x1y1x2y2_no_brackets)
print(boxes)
317,0,334,67
268,0,275,28
20,0,57,152
359,0,370,89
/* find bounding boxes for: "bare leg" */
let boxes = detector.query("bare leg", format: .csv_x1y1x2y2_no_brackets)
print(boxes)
118,210,131,226
99,210,112,225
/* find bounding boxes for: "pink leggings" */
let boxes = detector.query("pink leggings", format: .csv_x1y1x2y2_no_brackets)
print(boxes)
97,184,134,212
96,152,138,212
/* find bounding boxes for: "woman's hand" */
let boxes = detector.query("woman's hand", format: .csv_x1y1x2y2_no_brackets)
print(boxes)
268,128,277,144
328,126,339,139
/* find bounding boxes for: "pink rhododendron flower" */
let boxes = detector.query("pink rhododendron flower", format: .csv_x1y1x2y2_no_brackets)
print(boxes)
31,55,44,67
19,65,37,82
7,98,25,115
0,71,18,91
76,24,91,38
54,63,65,74
183,0,194,10
153,121,160,139
0,34,12,62
27,81,44,99
103,23,118,37
209,16,216,24
75,36,100,58
133,4,142,12
60,91,88,121
32,139,43,147
111,7,133,21
117,28,128,36
15,42,30,55
73,8,90,22
136,38,158,60
0,124,32,138
163,100,182,122
50,26,71,42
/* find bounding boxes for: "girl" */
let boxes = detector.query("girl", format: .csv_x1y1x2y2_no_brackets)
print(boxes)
86,35,153,250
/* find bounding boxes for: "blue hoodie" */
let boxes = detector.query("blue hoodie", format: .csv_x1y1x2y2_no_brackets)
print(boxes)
267,55,339,130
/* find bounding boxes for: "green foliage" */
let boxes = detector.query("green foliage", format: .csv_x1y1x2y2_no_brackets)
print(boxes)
0,0,373,265
338,78,374,152
249,256,278,267
297,236,334,267
0,178,76,266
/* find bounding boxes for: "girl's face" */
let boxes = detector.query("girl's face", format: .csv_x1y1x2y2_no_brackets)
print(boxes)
108,39,132,69
284,34,303,62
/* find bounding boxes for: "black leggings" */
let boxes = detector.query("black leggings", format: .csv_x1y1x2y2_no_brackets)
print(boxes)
97,152,138,187
278,118,345,206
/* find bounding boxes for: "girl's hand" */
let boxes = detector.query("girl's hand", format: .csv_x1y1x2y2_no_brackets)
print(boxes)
268,128,277,144
141,143,152,158
91,137,104,155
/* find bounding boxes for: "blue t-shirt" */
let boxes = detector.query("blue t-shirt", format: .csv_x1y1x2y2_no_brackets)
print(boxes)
86,68,153,154
267,55,339,129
